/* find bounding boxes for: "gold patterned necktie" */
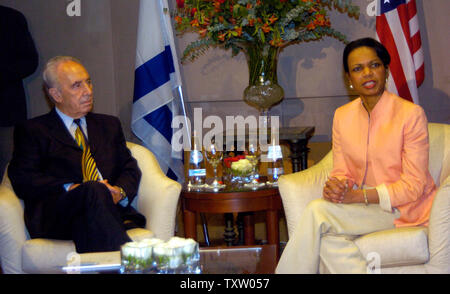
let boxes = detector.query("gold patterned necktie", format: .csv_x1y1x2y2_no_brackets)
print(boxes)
74,119,99,182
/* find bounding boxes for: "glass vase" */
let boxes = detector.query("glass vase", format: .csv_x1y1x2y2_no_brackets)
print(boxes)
243,43,284,124
223,153,252,188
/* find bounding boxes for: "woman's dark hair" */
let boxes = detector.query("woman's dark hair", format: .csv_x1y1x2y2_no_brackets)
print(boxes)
343,37,391,73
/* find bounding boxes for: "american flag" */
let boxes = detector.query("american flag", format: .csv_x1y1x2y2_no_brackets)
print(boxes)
376,0,424,104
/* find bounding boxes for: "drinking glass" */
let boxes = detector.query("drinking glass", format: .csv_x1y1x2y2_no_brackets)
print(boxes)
204,142,225,190
244,143,264,189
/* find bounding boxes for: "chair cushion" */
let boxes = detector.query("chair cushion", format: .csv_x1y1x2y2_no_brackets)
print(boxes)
354,227,429,268
427,176,450,273
21,228,154,273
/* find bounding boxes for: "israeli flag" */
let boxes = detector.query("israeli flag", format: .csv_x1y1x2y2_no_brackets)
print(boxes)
132,0,185,182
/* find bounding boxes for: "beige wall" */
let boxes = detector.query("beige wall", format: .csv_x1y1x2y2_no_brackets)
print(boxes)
1,0,447,145
419,0,450,123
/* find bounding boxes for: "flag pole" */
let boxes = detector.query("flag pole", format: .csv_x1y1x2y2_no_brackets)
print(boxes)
177,85,191,148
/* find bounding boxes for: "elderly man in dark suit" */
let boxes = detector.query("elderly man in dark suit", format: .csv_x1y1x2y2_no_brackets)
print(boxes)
8,56,145,253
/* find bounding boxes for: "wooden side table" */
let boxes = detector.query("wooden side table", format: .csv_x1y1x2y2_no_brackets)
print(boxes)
181,186,282,259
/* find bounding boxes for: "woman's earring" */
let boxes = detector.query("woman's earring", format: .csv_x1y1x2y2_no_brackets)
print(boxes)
349,84,354,89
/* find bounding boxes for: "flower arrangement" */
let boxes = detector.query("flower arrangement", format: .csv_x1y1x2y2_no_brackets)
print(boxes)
121,238,163,272
174,0,359,62
120,237,200,274
224,154,253,176
223,154,245,169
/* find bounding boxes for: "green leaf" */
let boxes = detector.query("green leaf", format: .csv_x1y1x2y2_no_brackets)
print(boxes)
182,38,216,62
259,29,265,43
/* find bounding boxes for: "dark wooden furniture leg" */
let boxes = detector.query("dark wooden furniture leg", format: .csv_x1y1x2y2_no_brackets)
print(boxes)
224,213,236,246
243,212,255,245
183,209,197,240
266,209,280,259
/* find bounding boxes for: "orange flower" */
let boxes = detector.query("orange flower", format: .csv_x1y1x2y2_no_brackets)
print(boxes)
248,18,255,26
234,26,242,37
261,23,271,33
268,15,278,24
199,28,208,38
306,22,316,30
174,15,183,25
213,0,224,12
202,17,211,26
314,14,326,26
269,38,283,47
190,19,199,27
218,32,226,41
213,1,221,10
218,16,225,23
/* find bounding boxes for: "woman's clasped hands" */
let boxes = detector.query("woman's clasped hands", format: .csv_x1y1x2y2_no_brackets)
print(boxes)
323,176,355,204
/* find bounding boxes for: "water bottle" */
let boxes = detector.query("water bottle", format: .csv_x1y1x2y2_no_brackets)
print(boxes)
267,141,284,185
188,131,206,187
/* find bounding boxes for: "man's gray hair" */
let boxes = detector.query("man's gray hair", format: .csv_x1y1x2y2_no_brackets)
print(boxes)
43,56,83,89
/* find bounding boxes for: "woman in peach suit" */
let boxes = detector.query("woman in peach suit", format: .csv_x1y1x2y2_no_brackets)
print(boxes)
276,38,436,274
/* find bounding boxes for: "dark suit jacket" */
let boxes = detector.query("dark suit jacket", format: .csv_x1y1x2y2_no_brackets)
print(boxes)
0,5,38,127
8,108,143,238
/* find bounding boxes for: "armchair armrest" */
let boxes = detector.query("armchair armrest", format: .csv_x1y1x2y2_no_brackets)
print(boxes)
127,142,181,241
0,182,28,273
278,152,333,237
427,174,450,273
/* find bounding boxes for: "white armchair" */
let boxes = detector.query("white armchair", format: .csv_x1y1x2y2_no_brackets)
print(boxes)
0,142,181,274
278,123,450,274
